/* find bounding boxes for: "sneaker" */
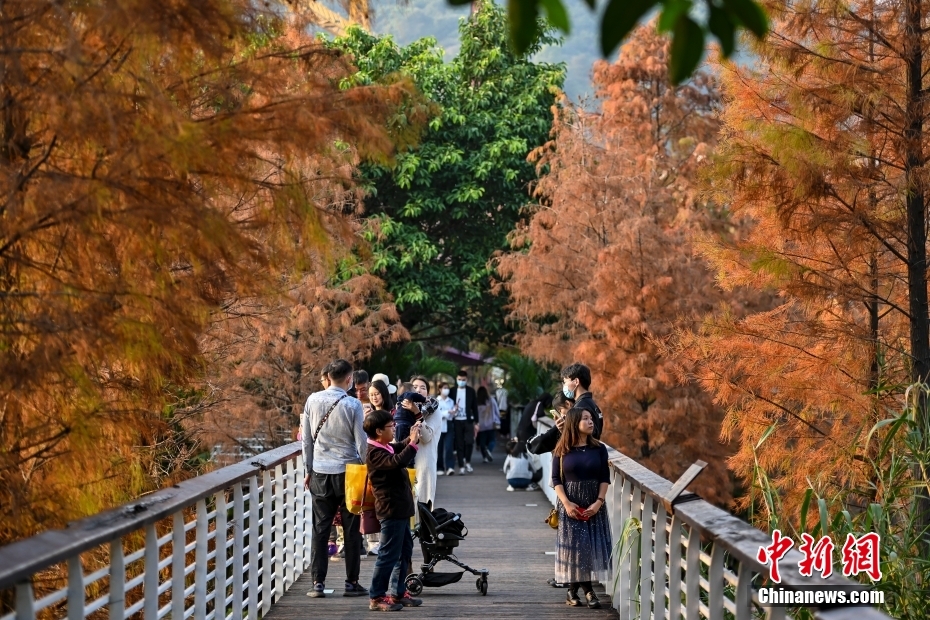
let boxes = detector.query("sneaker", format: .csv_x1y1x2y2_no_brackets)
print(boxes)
307,583,325,598
344,581,368,597
367,545,380,556
526,483,540,491
369,596,403,611
506,485,515,492
459,467,465,475
446,468,455,476
392,595,423,607
437,469,445,476
464,463,474,473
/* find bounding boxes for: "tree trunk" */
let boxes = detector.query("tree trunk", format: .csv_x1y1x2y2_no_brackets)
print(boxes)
903,0,930,551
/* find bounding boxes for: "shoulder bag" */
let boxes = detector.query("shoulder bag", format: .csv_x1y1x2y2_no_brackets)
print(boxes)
313,394,347,442
359,475,381,533
544,457,564,529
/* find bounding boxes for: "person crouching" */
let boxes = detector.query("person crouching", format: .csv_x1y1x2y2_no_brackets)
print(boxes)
364,409,425,612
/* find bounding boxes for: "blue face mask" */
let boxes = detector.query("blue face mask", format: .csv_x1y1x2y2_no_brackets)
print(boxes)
562,385,575,399
457,380,467,388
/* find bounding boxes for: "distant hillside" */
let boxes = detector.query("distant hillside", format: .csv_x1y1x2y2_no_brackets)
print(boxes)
370,0,603,104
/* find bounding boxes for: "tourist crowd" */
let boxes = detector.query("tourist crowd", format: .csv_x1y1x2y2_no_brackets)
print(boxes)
300,359,612,612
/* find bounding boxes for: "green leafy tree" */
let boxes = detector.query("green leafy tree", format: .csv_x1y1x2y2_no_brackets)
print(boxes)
329,0,564,343
363,342,459,388
492,349,556,407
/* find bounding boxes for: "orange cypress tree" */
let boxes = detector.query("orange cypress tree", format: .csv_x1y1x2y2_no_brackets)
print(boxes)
677,0,930,523
0,1,420,542
500,25,751,505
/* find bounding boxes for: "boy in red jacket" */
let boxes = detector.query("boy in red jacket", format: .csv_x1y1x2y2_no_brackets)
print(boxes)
364,409,424,612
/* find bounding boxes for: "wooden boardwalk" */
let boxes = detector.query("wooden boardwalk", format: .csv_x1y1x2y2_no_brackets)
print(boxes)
266,442,619,619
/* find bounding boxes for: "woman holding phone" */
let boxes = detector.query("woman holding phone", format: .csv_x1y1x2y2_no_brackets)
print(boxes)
551,407,611,609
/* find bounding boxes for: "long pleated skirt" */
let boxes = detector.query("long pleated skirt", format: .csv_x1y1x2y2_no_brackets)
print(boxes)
555,479,612,583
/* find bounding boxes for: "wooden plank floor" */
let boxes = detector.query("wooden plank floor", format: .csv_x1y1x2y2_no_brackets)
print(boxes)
267,442,619,618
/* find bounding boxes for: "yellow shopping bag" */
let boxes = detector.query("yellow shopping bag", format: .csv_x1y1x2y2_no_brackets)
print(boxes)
345,464,417,516
345,463,374,515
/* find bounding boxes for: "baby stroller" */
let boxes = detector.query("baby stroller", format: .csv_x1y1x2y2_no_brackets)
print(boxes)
404,502,490,596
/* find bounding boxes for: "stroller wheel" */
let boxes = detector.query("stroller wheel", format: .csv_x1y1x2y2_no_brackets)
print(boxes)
405,575,423,596
480,578,488,596
476,578,482,591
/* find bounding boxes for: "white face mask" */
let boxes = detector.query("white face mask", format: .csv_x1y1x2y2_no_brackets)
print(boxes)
457,379,467,388
441,388,450,396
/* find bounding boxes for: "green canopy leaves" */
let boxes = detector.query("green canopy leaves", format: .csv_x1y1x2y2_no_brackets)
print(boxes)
330,0,564,342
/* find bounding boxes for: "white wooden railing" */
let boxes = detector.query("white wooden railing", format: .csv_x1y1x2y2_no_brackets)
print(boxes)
532,418,893,620
0,444,309,620
1,430,896,620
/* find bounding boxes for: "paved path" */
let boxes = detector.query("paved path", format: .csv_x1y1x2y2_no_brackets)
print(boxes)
266,441,619,619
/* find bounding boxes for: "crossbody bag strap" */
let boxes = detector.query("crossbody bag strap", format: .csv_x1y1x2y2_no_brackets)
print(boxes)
313,394,347,443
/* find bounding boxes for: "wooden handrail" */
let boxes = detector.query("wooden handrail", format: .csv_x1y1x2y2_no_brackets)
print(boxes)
0,443,302,590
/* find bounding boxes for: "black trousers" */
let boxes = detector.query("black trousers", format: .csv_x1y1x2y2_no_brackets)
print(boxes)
453,419,474,467
309,470,361,585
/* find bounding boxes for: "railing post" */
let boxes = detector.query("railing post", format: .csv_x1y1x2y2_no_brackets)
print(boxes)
302,466,312,569
109,539,125,620
292,459,305,574
194,499,209,620
261,469,272,614
143,522,158,620
652,503,668,620
172,511,186,620
684,524,701,620
215,489,228,617
283,461,295,589
67,555,84,620
15,581,35,620
617,477,633,620
735,563,753,620
640,494,654,620
247,475,259,620
667,515,684,620
272,464,285,602
708,543,725,620
232,483,245,620
628,486,643,618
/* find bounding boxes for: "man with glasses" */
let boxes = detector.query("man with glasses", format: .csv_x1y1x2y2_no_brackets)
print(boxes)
349,370,370,408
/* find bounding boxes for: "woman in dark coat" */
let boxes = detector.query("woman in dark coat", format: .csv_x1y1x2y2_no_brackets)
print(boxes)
516,393,553,443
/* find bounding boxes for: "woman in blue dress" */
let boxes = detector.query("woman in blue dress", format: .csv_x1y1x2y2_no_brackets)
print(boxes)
552,407,612,608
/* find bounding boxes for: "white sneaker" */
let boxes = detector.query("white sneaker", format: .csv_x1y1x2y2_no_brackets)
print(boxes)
506,485,515,492
465,463,474,473
446,468,455,476
459,467,465,475
437,470,445,476
526,483,539,491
